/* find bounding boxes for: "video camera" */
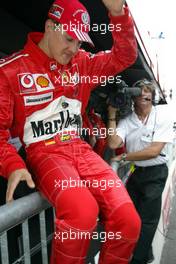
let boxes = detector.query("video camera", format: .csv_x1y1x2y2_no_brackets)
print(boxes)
88,80,142,122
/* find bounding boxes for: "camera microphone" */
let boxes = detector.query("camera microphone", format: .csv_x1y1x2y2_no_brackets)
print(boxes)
144,97,152,101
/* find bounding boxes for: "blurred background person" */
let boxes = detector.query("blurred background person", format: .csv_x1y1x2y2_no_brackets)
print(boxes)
107,79,174,264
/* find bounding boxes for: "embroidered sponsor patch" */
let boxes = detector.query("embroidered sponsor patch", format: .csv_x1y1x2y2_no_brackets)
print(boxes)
87,53,95,59
60,134,71,142
58,63,80,86
81,12,89,25
23,96,82,145
36,76,50,88
24,92,53,106
44,138,56,146
49,4,64,20
18,73,54,94
73,9,90,25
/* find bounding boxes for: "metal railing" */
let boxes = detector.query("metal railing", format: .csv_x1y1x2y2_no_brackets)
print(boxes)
0,192,52,264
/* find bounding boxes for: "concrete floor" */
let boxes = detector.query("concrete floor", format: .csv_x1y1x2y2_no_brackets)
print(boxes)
160,186,176,264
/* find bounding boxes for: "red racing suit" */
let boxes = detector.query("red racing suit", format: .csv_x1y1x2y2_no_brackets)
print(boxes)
0,8,141,264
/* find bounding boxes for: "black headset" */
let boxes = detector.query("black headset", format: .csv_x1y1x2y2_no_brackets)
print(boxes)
133,79,156,105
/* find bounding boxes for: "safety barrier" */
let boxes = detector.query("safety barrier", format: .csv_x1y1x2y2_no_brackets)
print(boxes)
0,192,53,264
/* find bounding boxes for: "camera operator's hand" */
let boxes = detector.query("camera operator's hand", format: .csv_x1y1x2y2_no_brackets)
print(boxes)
102,0,125,16
6,169,35,203
108,105,118,118
111,154,124,162
107,106,123,149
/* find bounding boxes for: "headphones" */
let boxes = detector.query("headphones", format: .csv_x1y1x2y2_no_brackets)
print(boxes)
132,79,156,105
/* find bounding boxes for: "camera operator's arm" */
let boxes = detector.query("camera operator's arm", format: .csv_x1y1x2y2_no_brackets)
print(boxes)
109,104,173,162
108,110,167,161
107,105,123,148
111,142,166,162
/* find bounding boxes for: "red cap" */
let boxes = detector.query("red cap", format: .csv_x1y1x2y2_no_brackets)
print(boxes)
48,0,94,46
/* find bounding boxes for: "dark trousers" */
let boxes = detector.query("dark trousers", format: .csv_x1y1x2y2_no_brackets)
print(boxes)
126,163,168,264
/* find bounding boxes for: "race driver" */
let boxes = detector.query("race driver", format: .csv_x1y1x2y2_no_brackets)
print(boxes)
0,0,141,263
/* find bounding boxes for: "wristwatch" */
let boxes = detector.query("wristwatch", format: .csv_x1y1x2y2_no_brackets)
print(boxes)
121,153,127,161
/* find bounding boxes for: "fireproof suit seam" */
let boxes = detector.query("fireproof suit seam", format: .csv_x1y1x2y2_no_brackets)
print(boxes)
54,247,87,259
56,218,97,233
103,251,130,261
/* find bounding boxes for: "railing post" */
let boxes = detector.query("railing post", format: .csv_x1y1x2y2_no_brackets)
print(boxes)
0,232,9,264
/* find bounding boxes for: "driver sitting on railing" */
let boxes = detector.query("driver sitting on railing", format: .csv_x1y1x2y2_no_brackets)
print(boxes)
0,0,141,263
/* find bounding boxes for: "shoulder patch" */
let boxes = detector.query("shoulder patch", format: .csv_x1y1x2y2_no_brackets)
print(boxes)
87,53,96,59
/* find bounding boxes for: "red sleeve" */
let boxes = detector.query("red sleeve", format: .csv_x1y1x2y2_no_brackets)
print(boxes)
0,69,26,178
79,7,137,90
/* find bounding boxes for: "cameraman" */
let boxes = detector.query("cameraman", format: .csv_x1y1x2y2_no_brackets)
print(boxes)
107,79,173,264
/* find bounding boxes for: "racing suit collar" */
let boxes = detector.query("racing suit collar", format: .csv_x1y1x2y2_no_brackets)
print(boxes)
24,32,64,71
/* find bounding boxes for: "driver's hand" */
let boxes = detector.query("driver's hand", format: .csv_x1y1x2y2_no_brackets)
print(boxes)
6,169,35,203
